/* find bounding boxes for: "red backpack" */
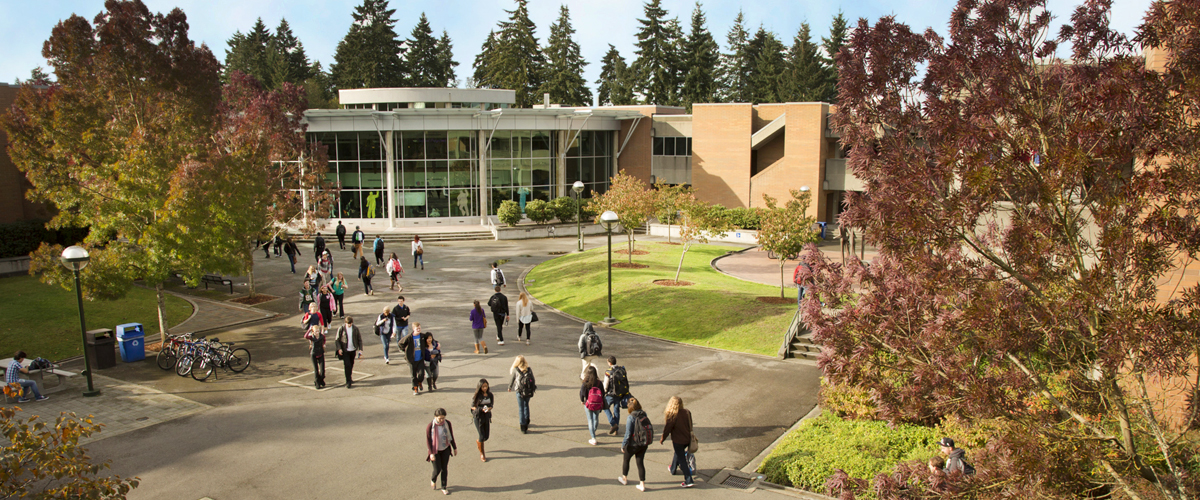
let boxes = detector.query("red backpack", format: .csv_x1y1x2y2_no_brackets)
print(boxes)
585,386,604,411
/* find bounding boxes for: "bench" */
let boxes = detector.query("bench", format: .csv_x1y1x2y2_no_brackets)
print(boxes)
202,273,234,294
1,358,79,401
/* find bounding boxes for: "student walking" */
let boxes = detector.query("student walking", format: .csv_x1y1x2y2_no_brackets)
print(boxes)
619,397,652,491
298,281,316,315
578,322,604,380
331,273,347,318
581,365,605,445
487,286,509,346
386,252,403,291
604,356,632,435
412,235,425,270
303,265,322,290
314,232,326,263
426,408,457,495
302,303,324,333
303,325,326,389
335,317,363,388
373,235,385,264
336,221,347,250
469,300,488,354
358,256,374,295
490,261,506,288
399,321,426,395
661,396,696,487
273,234,283,256
318,252,333,284
351,226,365,259
515,291,535,344
317,284,336,328
374,306,395,364
392,296,412,338
508,355,536,433
283,237,300,273
470,379,494,462
423,330,442,391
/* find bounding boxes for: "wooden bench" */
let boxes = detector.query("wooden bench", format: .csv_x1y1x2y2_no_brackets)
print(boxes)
1,359,78,400
202,273,234,293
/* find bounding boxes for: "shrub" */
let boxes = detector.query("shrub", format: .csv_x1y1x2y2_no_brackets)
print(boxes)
524,199,555,224
0,220,89,259
550,196,579,223
819,378,880,420
498,200,522,227
0,403,139,498
726,207,765,230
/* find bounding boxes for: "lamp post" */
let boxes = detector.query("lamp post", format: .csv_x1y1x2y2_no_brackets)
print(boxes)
600,210,619,324
60,246,100,397
573,181,585,252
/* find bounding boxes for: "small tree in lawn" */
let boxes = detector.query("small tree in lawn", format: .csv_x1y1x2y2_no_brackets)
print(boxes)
758,190,818,297
590,170,656,263
653,182,690,243
673,197,732,282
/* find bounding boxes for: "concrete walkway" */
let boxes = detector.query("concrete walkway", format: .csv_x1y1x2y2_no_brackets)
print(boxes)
30,234,820,499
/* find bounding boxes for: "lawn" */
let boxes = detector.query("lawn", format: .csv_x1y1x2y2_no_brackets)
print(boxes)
0,275,193,361
524,242,797,356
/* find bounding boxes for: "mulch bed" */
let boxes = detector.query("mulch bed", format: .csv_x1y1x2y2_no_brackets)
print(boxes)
652,279,694,286
612,262,650,269
756,297,796,305
656,242,682,245
614,249,651,255
230,294,279,306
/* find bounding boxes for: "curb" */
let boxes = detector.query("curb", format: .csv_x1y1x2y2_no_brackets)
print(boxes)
709,245,782,287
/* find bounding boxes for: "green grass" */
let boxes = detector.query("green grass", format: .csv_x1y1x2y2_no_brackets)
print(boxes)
525,242,797,355
0,275,193,361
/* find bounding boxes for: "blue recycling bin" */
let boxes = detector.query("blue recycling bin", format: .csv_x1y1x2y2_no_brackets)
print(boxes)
115,323,146,362
817,222,827,240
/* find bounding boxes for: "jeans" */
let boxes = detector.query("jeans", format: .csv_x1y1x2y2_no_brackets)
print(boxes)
797,284,806,308
361,276,372,294
516,394,530,427
311,355,325,387
585,408,600,439
15,379,42,399
673,442,694,484
414,253,424,268
604,395,626,426
378,333,392,361
287,253,296,273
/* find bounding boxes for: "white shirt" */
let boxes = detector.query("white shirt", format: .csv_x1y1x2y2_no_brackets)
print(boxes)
345,326,357,351
412,241,423,255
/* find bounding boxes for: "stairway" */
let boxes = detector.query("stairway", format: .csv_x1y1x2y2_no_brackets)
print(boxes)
292,230,494,245
787,333,821,361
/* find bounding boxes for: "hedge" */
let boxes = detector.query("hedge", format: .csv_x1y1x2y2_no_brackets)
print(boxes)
0,220,89,259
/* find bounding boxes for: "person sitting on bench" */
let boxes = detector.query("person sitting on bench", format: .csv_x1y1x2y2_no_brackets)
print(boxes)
5,351,49,402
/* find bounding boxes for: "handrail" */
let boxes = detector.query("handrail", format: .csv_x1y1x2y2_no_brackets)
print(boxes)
777,308,804,359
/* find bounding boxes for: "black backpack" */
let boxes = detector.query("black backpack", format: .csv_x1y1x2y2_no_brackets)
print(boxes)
606,366,630,397
517,368,537,399
631,411,653,447
585,332,603,356
29,357,51,370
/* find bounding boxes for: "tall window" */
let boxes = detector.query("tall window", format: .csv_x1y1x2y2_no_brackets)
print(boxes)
565,131,612,197
486,130,555,214
394,130,478,218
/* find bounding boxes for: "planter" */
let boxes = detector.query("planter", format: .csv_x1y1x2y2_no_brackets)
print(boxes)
494,221,616,240
0,256,31,277
647,223,760,244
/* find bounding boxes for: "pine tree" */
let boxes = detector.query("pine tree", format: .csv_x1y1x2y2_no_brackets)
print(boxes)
785,23,831,102
434,31,459,87
748,27,786,104
596,45,635,106
679,2,720,110
403,13,443,87
266,19,314,89
716,11,751,103
474,0,545,107
304,61,338,109
820,11,848,103
472,31,498,89
632,0,681,105
540,5,591,106
224,18,273,85
331,0,405,90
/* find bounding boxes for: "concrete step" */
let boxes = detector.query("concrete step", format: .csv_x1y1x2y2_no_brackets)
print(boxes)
292,231,495,244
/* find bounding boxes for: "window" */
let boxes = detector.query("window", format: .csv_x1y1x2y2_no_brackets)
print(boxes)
652,136,692,157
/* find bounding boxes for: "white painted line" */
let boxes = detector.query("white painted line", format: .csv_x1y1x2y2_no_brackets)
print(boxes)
279,367,376,391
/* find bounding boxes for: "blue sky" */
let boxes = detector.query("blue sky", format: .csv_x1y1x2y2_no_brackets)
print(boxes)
1,0,1155,93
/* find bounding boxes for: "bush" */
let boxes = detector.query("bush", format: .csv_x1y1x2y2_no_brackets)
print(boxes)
726,207,765,230
819,378,880,420
524,199,555,224
0,220,89,259
550,196,579,223
498,200,522,227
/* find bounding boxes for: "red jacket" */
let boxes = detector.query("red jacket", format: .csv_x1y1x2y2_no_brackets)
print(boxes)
793,263,810,285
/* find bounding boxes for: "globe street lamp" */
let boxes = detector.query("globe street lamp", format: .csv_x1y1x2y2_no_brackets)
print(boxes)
600,210,620,324
60,246,100,397
572,181,585,252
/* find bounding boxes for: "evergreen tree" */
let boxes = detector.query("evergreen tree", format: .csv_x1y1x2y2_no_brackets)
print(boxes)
474,0,545,107
820,11,848,103
679,2,720,110
223,18,272,85
331,0,405,90
785,23,831,102
472,31,498,89
266,19,314,89
632,0,681,105
23,67,53,85
403,13,443,87
540,5,591,106
716,11,751,102
304,62,339,109
596,44,635,106
435,31,459,87
748,27,786,104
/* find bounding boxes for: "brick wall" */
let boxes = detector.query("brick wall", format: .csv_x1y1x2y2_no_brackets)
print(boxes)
692,103,752,208
0,84,50,224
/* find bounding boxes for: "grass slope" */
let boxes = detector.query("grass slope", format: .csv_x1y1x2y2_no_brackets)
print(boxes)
525,243,796,356
0,275,193,361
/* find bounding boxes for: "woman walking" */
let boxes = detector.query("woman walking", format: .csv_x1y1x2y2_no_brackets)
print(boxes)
303,265,322,290
374,306,395,364
423,330,442,391
425,408,457,495
581,365,605,445
373,235,385,264
515,291,535,344
661,396,696,488
303,324,326,389
469,300,488,354
412,235,425,270
386,252,403,291
470,379,494,462
318,251,333,284
331,273,347,318
619,397,651,492
358,256,374,295
508,355,534,433
317,284,336,328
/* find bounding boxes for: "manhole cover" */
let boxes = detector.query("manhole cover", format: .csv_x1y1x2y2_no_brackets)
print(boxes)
422,277,439,281
721,475,754,489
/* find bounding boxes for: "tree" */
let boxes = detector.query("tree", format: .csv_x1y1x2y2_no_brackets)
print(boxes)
673,195,731,282
653,182,687,243
4,0,225,342
22,67,53,86
266,19,314,89
758,190,818,297
223,18,272,85
0,404,139,498
748,27,786,104
679,2,720,110
596,44,635,105
813,0,1200,497
820,11,848,103
474,0,545,107
303,61,338,109
434,31,459,87
632,0,681,106
589,171,656,263
785,23,831,102
540,5,591,106
472,31,498,89
716,11,751,102
331,0,404,90
402,13,443,87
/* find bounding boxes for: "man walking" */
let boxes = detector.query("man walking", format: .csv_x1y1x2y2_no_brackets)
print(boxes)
793,261,811,310
373,235,385,264
298,281,316,315
336,221,347,250
335,317,363,389
490,262,506,289
392,296,412,339
603,356,631,435
314,232,326,263
352,226,365,260
284,237,300,273
578,322,603,380
487,286,508,346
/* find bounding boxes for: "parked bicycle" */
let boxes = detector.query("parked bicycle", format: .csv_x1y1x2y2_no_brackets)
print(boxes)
189,338,251,381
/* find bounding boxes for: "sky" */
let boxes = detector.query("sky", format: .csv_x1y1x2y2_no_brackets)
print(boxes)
1,0,1156,94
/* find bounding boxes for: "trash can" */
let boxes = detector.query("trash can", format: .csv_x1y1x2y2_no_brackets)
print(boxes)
817,222,828,240
115,323,145,362
85,328,117,370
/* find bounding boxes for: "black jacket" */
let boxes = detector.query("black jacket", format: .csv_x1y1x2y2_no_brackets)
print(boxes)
336,224,346,237
945,448,968,474
488,292,509,315
315,235,325,251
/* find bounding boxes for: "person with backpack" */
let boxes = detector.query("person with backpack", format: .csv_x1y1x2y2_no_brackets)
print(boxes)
298,281,316,315
470,379,494,462
373,235,385,264
425,408,457,495
661,396,696,488
5,351,49,402
313,232,326,263
423,330,442,391
386,252,404,291
507,355,535,434
303,325,326,389
469,300,488,354
490,261,506,289
487,286,509,346
793,261,812,309
283,237,300,273
318,251,334,284
603,356,632,435
316,284,336,328
399,322,427,395
374,306,396,365
580,365,606,445
578,322,603,380
938,437,976,475
336,221,347,250
331,273,347,319
351,226,365,259
358,256,374,295
618,397,652,492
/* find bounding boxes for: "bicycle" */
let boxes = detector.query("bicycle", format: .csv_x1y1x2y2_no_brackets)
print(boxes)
155,332,194,371
190,338,252,381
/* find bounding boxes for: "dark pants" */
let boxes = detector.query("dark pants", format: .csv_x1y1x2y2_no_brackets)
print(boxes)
673,442,694,484
315,246,324,262
425,359,439,387
414,253,424,269
342,351,356,386
262,242,271,258
338,235,346,249
361,276,372,294
375,247,384,264
493,312,505,342
273,240,282,255
431,447,451,489
474,413,491,442
287,253,296,273
320,305,332,327
334,294,344,317
622,445,648,481
517,321,532,340
311,355,325,388
409,360,425,388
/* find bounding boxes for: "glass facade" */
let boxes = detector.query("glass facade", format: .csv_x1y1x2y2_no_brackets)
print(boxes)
394,130,478,218
563,130,612,198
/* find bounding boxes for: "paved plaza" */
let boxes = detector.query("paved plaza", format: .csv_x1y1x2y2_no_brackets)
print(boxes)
8,234,822,499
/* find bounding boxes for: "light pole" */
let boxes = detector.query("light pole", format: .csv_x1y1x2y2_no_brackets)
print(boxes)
60,245,100,397
600,210,619,324
573,181,585,252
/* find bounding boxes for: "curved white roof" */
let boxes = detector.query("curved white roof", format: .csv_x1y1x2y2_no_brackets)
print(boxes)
338,88,516,105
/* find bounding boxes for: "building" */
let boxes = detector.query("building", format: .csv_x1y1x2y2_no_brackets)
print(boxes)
302,88,851,229
0,83,52,224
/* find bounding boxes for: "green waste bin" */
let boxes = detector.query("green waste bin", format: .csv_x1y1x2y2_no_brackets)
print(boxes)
85,328,117,370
